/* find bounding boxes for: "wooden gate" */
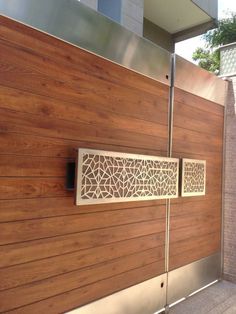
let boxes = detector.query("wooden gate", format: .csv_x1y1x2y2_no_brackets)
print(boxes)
0,2,227,314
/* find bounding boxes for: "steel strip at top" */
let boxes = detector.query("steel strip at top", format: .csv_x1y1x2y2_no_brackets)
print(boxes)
0,0,171,85
175,55,227,106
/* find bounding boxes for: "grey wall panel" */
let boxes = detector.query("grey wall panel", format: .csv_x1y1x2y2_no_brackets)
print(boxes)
67,274,167,314
175,55,227,106
168,253,221,305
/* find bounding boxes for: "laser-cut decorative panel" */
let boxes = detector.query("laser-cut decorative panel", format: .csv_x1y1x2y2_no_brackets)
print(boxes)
181,159,206,197
76,149,179,205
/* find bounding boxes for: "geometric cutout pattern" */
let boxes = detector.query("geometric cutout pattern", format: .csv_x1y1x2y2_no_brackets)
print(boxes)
220,44,236,76
181,158,206,197
76,149,179,205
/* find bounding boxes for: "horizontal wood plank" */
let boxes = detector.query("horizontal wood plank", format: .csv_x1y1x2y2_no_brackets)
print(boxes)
170,245,220,271
0,234,164,291
170,208,221,231
170,231,221,258
174,101,224,136
0,86,167,138
0,177,72,200
0,155,67,177
0,43,168,126
0,207,166,244
170,218,221,243
0,132,165,158
0,221,165,268
0,248,163,312
5,261,164,314
0,108,167,151
170,197,221,217
0,16,170,98
174,87,224,117
0,198,166,222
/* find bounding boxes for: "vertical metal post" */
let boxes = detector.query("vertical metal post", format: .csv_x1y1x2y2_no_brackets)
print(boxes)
165,53,176,313
168,54,176,159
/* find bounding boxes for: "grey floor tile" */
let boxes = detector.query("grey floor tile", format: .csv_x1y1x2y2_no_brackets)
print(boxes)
169,281,236,314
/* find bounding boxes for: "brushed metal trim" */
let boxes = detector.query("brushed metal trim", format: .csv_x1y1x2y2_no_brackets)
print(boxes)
165,53,176,311
167,252,221,305
166,54,176,271
66,274,167,314
165,198,171,311
76,148,179,205
0,0,171,86
168,54,176,158
181,158,206,197
175,55,227,106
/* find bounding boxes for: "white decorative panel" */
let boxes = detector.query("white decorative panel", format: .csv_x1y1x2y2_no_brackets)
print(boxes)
181,159,206,197
220,43,236,76
76,149,179,205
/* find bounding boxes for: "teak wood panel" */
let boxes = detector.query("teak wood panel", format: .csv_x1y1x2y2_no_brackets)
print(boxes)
169,88,224,270
0,16,168,313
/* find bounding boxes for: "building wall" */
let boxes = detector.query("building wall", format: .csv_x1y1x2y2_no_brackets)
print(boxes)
192,0,218,19
80,0,98,10
79,0,175,48
224,77,236,283
121,0,144,36
81,0,144,36
98,0,122,23
143,18,174,52
220,44,236,283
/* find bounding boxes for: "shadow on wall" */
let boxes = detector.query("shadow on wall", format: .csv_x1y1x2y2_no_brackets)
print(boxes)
224,78,236,283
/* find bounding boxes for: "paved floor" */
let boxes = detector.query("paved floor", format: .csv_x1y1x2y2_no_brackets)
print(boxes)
169,281,236,314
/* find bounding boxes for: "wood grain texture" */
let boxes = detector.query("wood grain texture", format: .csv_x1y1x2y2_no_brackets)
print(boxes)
0,15,224,312
0,198,166,222
169,88,224,270
0,248,162,313
0,235,164,291
0,16,168,312
0,15,169,99
5,261,164,314
0,221,165,269
0,207,166,245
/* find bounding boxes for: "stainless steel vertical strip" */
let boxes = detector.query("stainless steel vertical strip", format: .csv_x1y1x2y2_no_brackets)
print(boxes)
165,198,171,313
165,199,170,273
165,54,176,313
165,54,176,272
221,79,229,279
168,54,176,159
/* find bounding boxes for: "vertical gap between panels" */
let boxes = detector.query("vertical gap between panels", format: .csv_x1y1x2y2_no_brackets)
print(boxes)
165,53,176,310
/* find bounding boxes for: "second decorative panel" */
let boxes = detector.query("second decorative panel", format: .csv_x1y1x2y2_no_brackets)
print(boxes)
181,158,206,197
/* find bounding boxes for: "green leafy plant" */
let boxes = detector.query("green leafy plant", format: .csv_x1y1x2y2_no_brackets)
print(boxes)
192,13,236,73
